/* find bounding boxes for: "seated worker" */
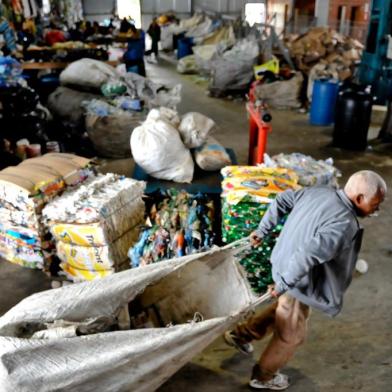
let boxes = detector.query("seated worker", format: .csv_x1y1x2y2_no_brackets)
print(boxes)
44,22,66,46
123,24,146,76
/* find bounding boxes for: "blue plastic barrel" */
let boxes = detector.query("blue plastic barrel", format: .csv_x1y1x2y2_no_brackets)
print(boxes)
310,79,340,126
177,37,194,59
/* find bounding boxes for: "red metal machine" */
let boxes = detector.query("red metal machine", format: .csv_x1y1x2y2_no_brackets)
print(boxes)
247,83,272,165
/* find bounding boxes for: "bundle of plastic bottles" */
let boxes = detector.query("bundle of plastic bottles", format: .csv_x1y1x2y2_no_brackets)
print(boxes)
264,152,341,187
129,189,215,268
221,166,299,294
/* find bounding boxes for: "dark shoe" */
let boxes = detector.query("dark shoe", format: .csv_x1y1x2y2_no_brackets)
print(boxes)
223,330,254,354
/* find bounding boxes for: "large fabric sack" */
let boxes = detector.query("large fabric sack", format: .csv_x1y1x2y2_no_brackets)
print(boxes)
86,111,145,158
208,37,260,94
60,58,118,91
253,72,304,110
178,112,215,148
194,136,232,171
47,86,101,125
131,117,194,183
0,242,265,392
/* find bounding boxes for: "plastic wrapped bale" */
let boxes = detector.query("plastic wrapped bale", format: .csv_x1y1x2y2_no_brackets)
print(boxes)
0,242,272,392
0,154,92,270
253,72,304,110
43,174,146,281
221,166,300,294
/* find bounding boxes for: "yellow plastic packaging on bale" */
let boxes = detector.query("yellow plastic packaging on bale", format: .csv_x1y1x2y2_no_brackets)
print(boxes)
56,228,140,280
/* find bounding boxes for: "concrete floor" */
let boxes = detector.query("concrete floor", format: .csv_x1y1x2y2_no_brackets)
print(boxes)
1,59,392,391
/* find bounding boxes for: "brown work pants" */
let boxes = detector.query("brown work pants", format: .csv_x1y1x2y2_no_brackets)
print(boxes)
235,293,310,381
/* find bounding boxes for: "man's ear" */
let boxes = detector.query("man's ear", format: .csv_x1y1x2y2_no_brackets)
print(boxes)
356,194,364,204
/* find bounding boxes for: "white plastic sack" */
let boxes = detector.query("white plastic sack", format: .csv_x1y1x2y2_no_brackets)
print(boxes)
178,112,216,148
60,58,118,90
146,107,180,128
131,117,194,183
195,136,232,171
0,243,263,392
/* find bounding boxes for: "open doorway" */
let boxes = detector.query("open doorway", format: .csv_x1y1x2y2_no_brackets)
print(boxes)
245,3,266,26
117,0,142,28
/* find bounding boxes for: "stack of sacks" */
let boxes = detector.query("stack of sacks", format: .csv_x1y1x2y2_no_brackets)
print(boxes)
43,174,146,281
131,107,232,183
0,153,92,269
221,166,299,294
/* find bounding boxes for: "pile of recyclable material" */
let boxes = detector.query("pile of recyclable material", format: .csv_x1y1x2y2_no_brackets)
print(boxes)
221,166,299,294
0,154,92,270
0,56,24,87
43,174,146,281
264,152,341,187
129,189,215,268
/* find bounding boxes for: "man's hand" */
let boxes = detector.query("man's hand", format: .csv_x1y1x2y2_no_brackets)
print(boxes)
267,284,281,299
250,231,262,247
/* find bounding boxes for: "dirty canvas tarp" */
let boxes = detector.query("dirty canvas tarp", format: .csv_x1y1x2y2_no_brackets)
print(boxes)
0,243,268,392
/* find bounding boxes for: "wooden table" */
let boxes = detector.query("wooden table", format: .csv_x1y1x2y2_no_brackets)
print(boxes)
21,60,119,70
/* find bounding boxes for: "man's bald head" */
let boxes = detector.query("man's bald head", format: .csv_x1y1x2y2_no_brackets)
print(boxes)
344,171,387,216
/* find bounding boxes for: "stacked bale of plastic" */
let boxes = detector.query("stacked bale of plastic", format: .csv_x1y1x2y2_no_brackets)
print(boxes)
43,174,145,281
0,154,92,270
221,166,300,294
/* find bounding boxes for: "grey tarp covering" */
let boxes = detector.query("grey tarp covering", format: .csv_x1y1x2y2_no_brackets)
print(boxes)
0,242,264,391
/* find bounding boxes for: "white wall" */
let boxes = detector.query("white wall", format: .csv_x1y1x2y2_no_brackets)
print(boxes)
141,0,192,29
315,0,329,26
192,0,264,17
82,0,114,22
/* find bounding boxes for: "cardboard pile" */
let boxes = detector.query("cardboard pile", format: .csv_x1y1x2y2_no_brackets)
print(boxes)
286,27,363,80
43,174,145,281
0,154,92,269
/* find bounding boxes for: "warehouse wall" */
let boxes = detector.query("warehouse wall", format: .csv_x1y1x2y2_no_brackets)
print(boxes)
141,0,192,29
192,0,264,17
82,0,115,22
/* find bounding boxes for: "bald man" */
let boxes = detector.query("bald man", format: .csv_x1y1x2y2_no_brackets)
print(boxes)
225,170,386,390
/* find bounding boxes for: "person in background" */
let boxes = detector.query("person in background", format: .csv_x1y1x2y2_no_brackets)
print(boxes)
83,21,95,40
0,15,17,56
120,17,132,33
44,22,66,46
145,17,161,63
69,21,83,41
123,24,146,76
93,21,100,35
224,170,387,390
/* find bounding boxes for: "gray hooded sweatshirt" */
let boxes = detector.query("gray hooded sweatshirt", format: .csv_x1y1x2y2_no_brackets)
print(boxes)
255,186,363,316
